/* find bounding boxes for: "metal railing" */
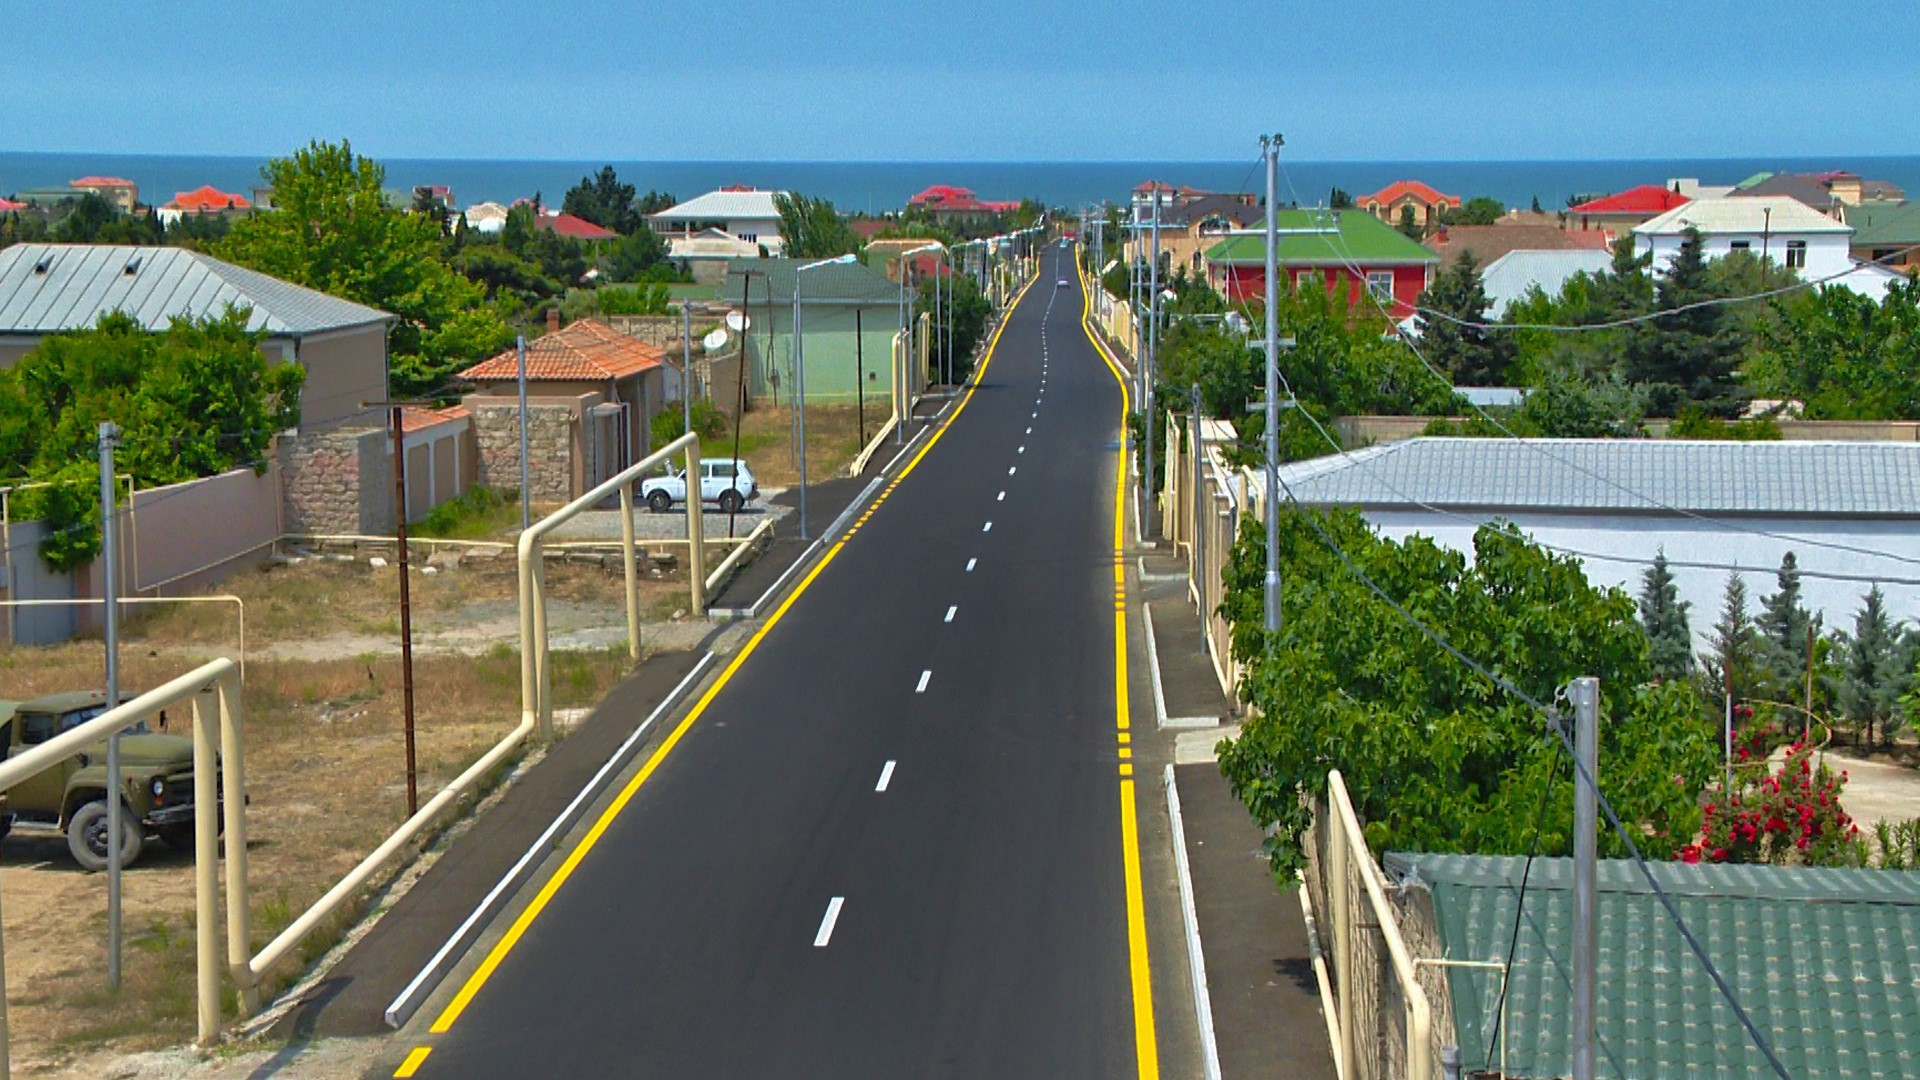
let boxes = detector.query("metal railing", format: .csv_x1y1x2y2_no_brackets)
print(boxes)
0,658,246,1077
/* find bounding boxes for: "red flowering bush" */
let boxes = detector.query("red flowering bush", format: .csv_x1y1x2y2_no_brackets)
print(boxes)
1680,741,1858,866
1727,705,1792,765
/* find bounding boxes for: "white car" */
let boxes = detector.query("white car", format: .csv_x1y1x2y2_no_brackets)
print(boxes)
1057,278,1070,288
640,458,758,514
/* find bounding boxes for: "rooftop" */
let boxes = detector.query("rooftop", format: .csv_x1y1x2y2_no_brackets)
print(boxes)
535,212,617,240
1358,180,1462,207
1387,851,1920,1079
166,185,250,212
0,244,393,337
1845,200,1920,247
1204,209,1439,266
69,176,134,188
1636,195,1852,237
721,257,901,307
1479,248,1615,315
652,188,788,223
1274,436,1920,517
1570,184,1692,216
1733,170,1905,207
1424,223,1609,268
460,319,664,382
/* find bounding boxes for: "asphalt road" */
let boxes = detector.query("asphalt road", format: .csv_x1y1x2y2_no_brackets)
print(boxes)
399,241,1154,1078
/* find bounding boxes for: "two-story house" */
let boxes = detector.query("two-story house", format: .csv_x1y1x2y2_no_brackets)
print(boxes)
1357,180,1460,230
651,187,789,255
1203,208,1438,320
1633,195,1904,299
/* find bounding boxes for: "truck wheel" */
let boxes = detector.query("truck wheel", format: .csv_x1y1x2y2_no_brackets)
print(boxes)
647,490,672,513
66,800,143,873
718,490,743,514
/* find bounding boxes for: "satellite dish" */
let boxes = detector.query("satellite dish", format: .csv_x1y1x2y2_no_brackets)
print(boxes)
725,310,751,332
702,328,731,353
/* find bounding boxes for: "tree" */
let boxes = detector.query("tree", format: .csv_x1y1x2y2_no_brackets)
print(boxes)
1329,187,1353,209
562,165,641,234
0,310,302,570
217,140,513,398
1748,277,1920,420
635,190,677,216
1834,586,1907,748
1622,226,1750,417
1755,552,1820,702
1416,251,1515,385
52,193,120,242
1702,572,1760,703
1531,195,1543,214
917,271,993,382
1639,550,1694,681
773,192,859,259
1396,204,1421,239
1216,510,1716,875
1440,195,1505,226
605,224,671,283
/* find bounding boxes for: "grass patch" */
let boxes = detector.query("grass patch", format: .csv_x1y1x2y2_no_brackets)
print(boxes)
412,485,521,540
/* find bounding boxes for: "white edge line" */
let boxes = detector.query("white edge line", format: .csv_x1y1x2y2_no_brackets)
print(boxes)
814,897,845,947
877,415,937,477
1144,604,1171,729
383,651,720,1028
825,476,885,540
1165,765,1224,1080
876,760,895,792
718,536,824,620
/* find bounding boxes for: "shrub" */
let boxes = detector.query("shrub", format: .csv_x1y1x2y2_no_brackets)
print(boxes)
1684,741,1857,865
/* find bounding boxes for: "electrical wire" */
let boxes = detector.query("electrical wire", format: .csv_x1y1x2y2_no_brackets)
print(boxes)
1485,748,1563,1067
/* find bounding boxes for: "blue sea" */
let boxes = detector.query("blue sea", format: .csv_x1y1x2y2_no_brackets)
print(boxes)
5,152,1920,216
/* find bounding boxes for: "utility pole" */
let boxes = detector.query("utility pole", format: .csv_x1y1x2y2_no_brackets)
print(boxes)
855,308,865,445
1570,675,1600,1080
389,406,419,816
1262,134,1285,637
1190,384,1206,653
1146,188,1162,539
97,421,123,990
680,304,693,437
516,335,529,533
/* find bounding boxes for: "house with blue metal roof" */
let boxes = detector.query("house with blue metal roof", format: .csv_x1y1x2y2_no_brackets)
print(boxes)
0,243,396,429
1273,437,1920,647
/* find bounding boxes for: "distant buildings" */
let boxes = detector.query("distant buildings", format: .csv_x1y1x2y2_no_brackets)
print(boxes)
652,187,788,254
157,184,250,225
1478,248,1614,316
1730,169,1904,213
464,201,510,234
906,184,1019,226
1357,180,1461,230
1423,221,1609,270
67,175,138,213
1568,184,1691,235
1842,200,1920,270
533,211,617,241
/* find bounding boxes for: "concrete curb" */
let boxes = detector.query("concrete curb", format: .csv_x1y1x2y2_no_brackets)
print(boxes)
1164,765,1224,1080
381,652,719,1029
708,473,887,621
1146,604,1219,730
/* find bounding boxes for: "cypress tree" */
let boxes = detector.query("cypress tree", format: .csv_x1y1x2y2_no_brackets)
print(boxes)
1702,572,1759,703
1756,552,1820,701
1638,550,1694,681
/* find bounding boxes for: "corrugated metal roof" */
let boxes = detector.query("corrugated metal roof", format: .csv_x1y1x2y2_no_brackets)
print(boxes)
1635,195,1851,237
0,244,392,336
1481,248,1614,315
651,189,787,223
1276,437,1920,517
1387,852,1920,1078
721,258,901,306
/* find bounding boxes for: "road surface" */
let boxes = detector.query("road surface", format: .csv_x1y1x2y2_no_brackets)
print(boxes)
396,240,1158,1078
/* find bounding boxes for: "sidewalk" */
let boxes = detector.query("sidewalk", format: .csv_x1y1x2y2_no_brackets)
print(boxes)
268,646,712,1040
705,474,878,614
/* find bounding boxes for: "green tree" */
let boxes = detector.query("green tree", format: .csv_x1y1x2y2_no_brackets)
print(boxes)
562,165,641,234
635,189,677,216
917,271,993,382
1328,187,1353,209
1623,227,1750,417
1748,277,1920,420
216,139,512,398
1834,586,1907,748
1702,572,1760,703
0,310,302,569
1755,552,1820,702
52,193,120,242
1639,550,1694,681
605,225,671,282
1216,510,1716,875
774,192,860,259
1417,251,1515,385
1397,203,1421,239
1440,195,1505,226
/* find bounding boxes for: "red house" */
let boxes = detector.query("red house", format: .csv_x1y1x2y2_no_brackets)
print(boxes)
1568,185,1690,235
1202,209,1438,320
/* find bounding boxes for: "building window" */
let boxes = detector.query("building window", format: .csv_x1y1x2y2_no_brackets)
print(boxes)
1728,240,1751,252
1366,270,1394,301
1294,270,1322,291
1785,240,1807,269
739,232,756,243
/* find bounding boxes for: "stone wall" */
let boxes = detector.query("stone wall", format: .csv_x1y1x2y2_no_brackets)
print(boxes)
468,400,579,504
277,426,393,535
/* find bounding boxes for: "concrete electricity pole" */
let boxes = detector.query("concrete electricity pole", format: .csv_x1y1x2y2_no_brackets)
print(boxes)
1262,134,1285,638
1145,188,1162,537
97,422,124,989
1571,676,1600,1080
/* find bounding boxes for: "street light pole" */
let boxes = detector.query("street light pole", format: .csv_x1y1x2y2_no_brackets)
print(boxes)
97,422,123,990
516,334,529,533
793,254,857,540
1263,134,1284,638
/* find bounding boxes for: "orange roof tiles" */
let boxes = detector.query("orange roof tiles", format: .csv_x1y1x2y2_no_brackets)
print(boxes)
70,175,135,188
460,319,665,383
168,185,250,212
399,405,470,434
1360,180,1462,208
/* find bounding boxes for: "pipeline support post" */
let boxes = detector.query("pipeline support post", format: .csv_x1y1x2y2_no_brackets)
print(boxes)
619,481,641,660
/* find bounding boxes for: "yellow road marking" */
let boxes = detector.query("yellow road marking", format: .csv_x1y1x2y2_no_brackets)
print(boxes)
394,1046,432,1077
422,268,1045,1041
1078,254,1160,1077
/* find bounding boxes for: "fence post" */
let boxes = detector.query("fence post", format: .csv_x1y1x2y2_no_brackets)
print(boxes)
218,671,256,1018
193,687,221,1044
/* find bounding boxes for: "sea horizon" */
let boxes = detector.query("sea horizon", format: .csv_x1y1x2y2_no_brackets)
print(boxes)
6,150,1920,218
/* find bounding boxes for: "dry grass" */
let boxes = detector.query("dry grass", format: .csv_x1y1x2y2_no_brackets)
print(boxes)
0,556,651,1070
711,403,872,489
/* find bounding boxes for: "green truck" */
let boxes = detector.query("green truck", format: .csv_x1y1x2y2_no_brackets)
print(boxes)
0,691,210,871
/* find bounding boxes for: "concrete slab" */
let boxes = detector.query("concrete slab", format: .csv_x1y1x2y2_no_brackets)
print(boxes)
1174,762,1337,1080
1148,597,1232,728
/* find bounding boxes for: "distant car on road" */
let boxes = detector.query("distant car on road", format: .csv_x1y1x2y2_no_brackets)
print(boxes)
641,458,759,514
1057,278,1070,288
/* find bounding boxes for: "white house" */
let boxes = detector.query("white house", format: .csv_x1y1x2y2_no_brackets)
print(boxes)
650,188,788,254
1270,437,1920,649
464,201,510,234
1633,195,1902,300
1480,248,1614,317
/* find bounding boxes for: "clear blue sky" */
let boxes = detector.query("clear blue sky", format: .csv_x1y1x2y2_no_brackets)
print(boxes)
5,0,1915,161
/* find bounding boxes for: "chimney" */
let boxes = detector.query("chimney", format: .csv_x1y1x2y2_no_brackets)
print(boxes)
547,307,561,333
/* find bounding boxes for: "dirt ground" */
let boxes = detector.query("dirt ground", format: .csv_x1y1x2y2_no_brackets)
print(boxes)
715,402,873,489
0,553,706,1072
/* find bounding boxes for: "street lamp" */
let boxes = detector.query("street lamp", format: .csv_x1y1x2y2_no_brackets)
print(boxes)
793,253,858,540
897,242,941,445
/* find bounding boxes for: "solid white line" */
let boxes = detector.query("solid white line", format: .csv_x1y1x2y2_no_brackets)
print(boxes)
876,760,896,792
966,557,977,571
916,669,932,693
1032,412,1038,418
814,897,845,947
382,651,718,1028
945,605,957,623
997,491,1005,501
983,520,993,532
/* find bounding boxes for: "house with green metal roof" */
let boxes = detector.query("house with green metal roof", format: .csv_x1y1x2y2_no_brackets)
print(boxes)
1202,208,1438,319
1843,201,1920,271
1384,851,1920,1078
721,257,905,405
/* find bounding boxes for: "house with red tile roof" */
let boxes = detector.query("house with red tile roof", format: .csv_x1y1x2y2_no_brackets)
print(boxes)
459,316,667,500
158,185,251,225
68,175,138,212
535,211,618,241
1357,181,1461,231
1568,184,1690,237
907,184,1020,225
0,198,27,213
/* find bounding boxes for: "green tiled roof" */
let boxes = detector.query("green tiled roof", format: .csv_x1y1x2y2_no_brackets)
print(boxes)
720,257,900,306
1203,209,1437,266
1386,852,1920,1078
1847,201,1920,247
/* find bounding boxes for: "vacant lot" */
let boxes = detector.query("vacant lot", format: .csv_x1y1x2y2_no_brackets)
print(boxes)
0,553,703,1071
710,402,875,489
